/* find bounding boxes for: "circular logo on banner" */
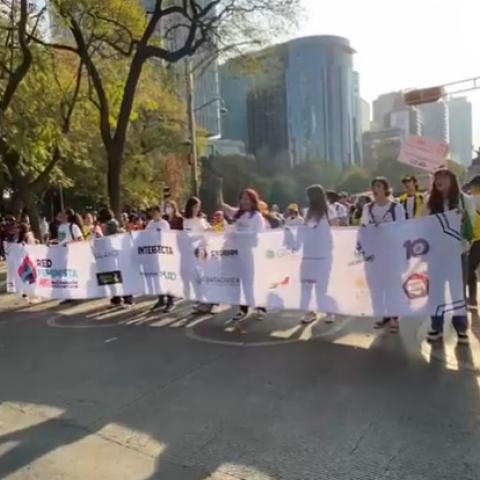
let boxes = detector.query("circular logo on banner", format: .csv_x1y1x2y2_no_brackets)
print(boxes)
403,273,429,299
404,239,430,260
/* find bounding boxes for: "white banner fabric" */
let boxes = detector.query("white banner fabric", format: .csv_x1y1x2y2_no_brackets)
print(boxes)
6,211,466,318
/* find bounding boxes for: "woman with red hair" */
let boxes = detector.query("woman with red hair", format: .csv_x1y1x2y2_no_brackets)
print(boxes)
221,188,265,232
219,185,267,324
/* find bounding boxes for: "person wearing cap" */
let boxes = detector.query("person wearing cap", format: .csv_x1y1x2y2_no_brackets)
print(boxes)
467,175,480,307
285,203,304,226
399,175,424,220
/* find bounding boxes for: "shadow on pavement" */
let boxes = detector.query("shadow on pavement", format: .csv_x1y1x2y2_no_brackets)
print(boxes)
1,299,480,479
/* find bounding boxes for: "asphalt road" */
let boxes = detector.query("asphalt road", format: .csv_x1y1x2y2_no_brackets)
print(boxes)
1,265,480,479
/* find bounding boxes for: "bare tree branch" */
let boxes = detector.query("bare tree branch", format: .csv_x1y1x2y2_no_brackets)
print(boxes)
28,34,78,53
0,0,32,112
29,146,61,192
69,17,112,148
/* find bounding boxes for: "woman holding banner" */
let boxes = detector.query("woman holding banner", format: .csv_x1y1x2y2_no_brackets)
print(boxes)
361,177,405,332
182,197,215,314
219,185,267,325
423,168,471,344
97,208,134,309
300,184,337,324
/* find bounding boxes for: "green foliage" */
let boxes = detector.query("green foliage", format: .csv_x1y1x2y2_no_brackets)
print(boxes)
202,157,345,212
336,165,370,194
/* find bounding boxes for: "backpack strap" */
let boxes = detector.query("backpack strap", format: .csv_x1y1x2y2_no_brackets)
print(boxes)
388,202,397,222
368,202,374,224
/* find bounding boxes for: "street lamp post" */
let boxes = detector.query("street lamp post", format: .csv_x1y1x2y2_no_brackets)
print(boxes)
185,58,227,197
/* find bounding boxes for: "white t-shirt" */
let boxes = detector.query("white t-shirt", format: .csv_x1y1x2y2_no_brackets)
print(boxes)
183,217,210,232
305,216,330,228
328,202,349,225
285,215,304,227
304,206,336,227
58,223,83,244
146,219,170,232
361,201,406,225
40,218,49,237
233,211,266,232
422,193,476,221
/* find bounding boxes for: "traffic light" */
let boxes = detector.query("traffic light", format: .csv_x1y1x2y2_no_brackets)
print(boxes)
404,86,445,106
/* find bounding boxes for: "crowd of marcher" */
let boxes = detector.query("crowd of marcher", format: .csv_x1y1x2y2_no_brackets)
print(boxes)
1,167,479,345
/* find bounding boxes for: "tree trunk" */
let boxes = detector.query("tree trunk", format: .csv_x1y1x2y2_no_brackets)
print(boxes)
10,192,25,220
13,187,41,240
107,148,122,219
25,194,41,242
105,55,145,220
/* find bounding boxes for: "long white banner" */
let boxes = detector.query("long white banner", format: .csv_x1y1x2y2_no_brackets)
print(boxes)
6,211,466,317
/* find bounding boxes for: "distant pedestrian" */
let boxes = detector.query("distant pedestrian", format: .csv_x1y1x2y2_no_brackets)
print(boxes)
285,203,304,227
326,191,346,226
399,175,424,219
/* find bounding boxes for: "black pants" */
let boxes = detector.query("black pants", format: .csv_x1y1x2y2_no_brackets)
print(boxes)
111,296,133,306
468,241,480,305
240,305,266,313
158,295,174,306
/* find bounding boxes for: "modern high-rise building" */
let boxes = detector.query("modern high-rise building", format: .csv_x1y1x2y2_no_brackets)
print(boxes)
360,99,371,133
372,91,421,136
420,101,449,144
448,97,473,167
372,92,402,130
221,35,361,169
352,71,363,163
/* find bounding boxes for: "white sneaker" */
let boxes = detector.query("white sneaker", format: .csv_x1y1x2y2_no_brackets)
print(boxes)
210,304,222,314
302,312,318,324
254,308,267,321
227,310,248,325
193,303,211,313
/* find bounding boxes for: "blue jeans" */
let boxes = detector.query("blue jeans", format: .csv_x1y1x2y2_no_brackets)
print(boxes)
430,315,467,334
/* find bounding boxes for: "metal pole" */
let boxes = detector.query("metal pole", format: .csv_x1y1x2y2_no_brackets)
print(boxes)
185,58,199,197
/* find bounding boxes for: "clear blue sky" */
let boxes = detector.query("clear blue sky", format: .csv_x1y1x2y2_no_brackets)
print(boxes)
299,0,480,145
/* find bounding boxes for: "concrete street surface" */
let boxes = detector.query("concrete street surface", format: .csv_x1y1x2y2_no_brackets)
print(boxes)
1,264,480,479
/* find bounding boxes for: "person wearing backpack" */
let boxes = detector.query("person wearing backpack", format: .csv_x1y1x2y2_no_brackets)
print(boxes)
57,209,84,245
361,177,406,332
422,168,472,344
